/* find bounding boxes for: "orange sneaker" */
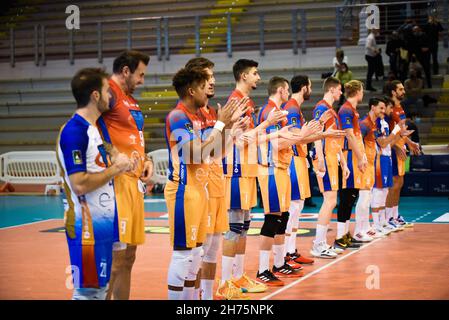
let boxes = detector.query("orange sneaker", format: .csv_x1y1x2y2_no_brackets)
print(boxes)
291,250,315,265
232,273,267,293
256,270,285,286
272,263,304,278
285,256,303,270
215,280,250,300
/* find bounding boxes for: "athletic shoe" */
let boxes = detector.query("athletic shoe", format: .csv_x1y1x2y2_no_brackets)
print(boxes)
376,226,391,236
272,263,304,278
345,233,365,246
366,229,385,239
334,237,348,250
388,217,404,231
382,223,397,234
232,273,267,293
256,270,284,286
328,244,344,254
397,215,414,228
310,241,338,259
353,232,373,242
343,234,362,249
215,280,250,300
285,256,303,270
289,250,315,264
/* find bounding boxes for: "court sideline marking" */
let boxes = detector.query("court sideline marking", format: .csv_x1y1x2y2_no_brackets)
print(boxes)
261,237,382,300
0,218,60,230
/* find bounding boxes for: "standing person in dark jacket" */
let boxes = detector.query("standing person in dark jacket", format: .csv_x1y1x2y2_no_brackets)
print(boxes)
386,31,403,78
423,14,444,75
411,26,432,88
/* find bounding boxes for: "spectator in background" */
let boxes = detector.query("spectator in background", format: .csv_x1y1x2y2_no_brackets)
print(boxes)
403,69,424,115
365,28,380,91
409,54,424,79
405,112,421,146
423,14,444,75
333,49,348,76
411,26,432,88
386,31,402,78
335,63,353,106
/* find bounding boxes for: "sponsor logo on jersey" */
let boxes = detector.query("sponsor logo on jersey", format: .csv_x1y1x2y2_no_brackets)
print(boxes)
72,150,83,165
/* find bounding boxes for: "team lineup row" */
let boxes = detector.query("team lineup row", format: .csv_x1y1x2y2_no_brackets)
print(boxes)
56,50,419,300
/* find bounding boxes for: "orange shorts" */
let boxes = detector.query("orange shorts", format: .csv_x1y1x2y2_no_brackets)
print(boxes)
206,196,229,234
114,174,145,245
224,176,258,211
164,180,208,248
289,156,311,200
313,155,339,193
258,166,291,214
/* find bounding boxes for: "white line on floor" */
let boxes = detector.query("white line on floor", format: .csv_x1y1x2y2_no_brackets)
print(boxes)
261,238,382,300
0,218,60,230
433,212,449,223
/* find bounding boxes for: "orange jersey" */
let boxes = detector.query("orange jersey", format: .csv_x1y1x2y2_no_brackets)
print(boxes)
222,89,259,177
313,99,343,156
258,99,292,169
165,101,208,187
338,100,364,151
98,79,145,178
282,98,307,157
360,115,378,165
388,103,407,148
199,106,225,197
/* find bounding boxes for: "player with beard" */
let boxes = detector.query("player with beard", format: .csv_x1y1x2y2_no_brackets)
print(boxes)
384,81,420,229
98,50,152,300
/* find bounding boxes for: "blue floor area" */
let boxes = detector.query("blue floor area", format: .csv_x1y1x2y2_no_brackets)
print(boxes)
1,195,448,229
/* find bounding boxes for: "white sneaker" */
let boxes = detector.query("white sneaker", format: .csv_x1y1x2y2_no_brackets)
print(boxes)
327,244,344,255
382,224,396,234
378,226,392,235
353,232,373,242
367,229,385,239
310,241,338,259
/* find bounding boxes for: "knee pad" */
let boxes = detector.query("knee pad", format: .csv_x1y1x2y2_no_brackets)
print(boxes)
203,234,221,264
167,250,191,288
224,209,244,241
276,212,290,235
240,220,251,237
260,214,282,238
186,246,204,281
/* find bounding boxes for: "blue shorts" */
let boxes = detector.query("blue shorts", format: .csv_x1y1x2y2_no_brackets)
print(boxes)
374,155,393,188
66,238,113,289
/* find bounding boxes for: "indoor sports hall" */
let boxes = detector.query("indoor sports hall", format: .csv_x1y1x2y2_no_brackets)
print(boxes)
1,0,448,300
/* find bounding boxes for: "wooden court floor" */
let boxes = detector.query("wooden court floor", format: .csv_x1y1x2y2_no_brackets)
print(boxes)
1,219,448,300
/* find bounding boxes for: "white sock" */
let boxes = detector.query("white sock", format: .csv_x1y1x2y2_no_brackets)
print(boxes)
288,230,297,254
182,286,195,300
168,289,183,300
386,207,393,220
393,206,399,219
221,256,234,282
200,279,214,300
372,211,380,229
273,244,285,268
379,209,386,226
259,250,271,274
194,288,200,300
345,220,351,234
337,222,346,239
284,234,292,255
314,224,328,245
233,254,245,279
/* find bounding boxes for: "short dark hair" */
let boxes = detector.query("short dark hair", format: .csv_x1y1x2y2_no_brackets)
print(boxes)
185,57,215,70
383,80,402,97
267,76,289,96
290,75,309,94
369,97,385,108
172,67,209,99
383,95,394,106
71,68,109,108
113,50,150,74
233,59,258,81
323,77,341,92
